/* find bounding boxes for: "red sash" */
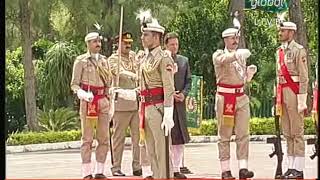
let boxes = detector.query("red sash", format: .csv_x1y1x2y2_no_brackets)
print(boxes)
276,48,300,116
217,83,244,127
138,87,164,145
81,84,107,120
278,48,299,94
139,87,164,130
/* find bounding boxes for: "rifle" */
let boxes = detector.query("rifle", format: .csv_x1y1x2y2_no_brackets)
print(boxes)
266,96,283,179
307,111,318,160
307,138,318,159
307,81,318,160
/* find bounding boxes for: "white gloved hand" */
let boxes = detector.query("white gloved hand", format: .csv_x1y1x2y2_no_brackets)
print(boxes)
297,93,307,113
115,89,137,101
77,89,87,100
235,49,251,60
246,64,257,82
84,91,94,102
161,107,175,136
77,89,93,102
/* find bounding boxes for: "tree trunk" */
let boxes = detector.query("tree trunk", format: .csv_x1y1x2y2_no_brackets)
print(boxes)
228,0,246,48
101,0,114,56
289,0,312,114
19,0,38,131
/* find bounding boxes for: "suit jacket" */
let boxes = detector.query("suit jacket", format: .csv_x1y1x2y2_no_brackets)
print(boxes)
171,54,192,145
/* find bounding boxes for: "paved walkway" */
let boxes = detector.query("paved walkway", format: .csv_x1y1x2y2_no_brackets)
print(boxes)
6,142,318,179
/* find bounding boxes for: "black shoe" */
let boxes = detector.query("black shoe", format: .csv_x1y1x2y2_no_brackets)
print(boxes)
94,174,108,179
282,169,304,179
180,167,192,174
221,171,235,179
133,169,142,176
144,176,154,179
239,169,254,179
83,174,93,179
112,170,126,176
282,169,294,177
174,172,187,179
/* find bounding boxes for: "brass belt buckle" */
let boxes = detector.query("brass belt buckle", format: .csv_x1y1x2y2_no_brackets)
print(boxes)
139,96,145,103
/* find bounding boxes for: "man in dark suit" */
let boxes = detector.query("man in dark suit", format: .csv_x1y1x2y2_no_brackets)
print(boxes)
164,32,192,179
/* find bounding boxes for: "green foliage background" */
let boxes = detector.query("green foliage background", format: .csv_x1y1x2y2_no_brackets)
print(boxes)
5,0,318,133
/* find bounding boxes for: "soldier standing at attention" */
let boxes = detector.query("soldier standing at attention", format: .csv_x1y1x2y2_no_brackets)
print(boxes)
137,11,175,179
276,22,308,179
108,32,142,177
71,32,113,179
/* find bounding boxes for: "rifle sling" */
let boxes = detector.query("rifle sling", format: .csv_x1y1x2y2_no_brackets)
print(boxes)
89,58,108,87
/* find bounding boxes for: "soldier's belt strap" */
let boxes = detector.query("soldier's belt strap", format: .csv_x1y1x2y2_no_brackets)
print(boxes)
217,86,244,94
140,87,164,104
216,83,244,94
140,95,164,104
278,75,299,84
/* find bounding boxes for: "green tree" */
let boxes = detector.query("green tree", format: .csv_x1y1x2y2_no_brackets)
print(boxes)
39,42,80,110
167,0,229,98
6,48,26,133
20,0,38,131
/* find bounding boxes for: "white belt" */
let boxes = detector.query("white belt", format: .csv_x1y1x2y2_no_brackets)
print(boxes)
217,86,244,94
278,75,300,83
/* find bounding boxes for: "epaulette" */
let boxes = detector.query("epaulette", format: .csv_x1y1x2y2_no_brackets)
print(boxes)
212,49,224,62
108,53,118,60
215,49,224,53
76,53,89,61
159,50,170,58
294,43,304,49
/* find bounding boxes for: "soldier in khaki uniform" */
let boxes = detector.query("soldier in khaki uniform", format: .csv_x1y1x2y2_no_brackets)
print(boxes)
276,22,308,179
212,28,257,179
70,32,112,179
137,12,175,179
135,43,153,178
108,32,142,177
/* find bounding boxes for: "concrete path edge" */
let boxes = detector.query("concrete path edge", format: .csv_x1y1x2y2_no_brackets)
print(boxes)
6,135,316,154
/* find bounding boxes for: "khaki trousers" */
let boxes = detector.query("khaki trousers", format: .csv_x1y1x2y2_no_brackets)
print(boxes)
144,104,173,178
140,144,151,166
111,111,141,172
79,97,110,164
281,87,305,157
215,94,250,161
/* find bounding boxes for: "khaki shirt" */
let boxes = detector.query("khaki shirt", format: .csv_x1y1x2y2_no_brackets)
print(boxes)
70,52,111,93
108,51,138,89
140,46,175,107
212,48,246,85
276,40,308,94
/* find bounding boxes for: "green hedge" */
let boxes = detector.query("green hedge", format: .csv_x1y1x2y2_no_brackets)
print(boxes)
7,117,316,146
6,130,81,146
200,117,315,135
